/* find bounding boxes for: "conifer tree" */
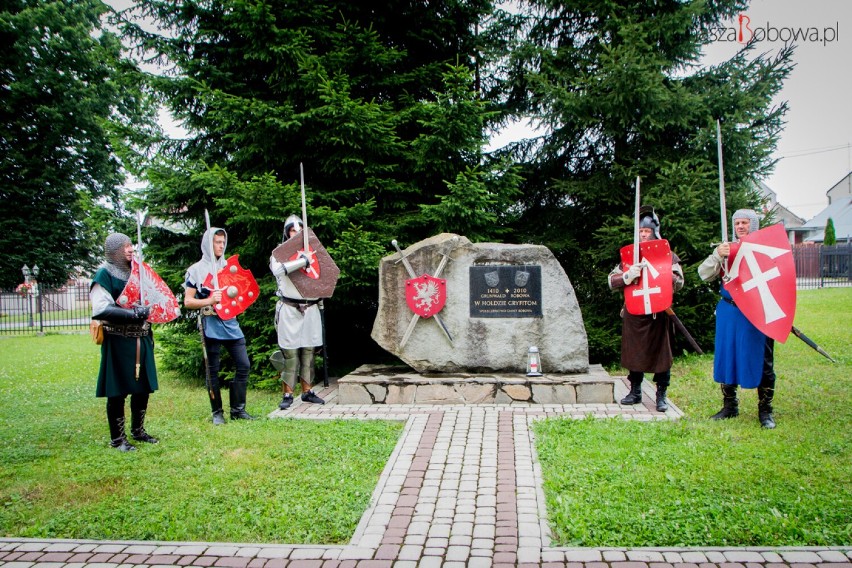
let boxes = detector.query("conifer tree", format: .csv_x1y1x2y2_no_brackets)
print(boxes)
117,0,519,376
824,218,836,246
500,0,794,361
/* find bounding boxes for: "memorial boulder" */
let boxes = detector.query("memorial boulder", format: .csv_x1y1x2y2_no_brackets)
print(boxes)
370,233,589,374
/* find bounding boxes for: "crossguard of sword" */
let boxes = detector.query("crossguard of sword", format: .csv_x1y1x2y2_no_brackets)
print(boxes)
710,243,732,282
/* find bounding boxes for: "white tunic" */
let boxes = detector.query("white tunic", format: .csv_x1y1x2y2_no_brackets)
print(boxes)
270,256,322,349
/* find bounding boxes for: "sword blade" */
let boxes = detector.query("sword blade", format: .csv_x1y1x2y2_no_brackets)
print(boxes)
633,176,640,266
300,163,309,254
136,211,145,307
433,314,453,343
391,239,418,278
399,313,420,349
717,120,728,244
204,209,219,290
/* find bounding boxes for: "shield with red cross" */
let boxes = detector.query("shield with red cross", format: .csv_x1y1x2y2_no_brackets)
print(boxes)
202,255,260,320
405,274,447,318
723,224,796,343
271,228,340,298
620,239,674,316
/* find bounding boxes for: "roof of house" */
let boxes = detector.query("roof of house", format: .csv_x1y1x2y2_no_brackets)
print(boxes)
796,195,852,241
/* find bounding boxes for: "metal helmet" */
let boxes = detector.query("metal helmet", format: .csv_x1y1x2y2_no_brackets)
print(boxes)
283,214,303,241
732,209,759,239
638,205,661,240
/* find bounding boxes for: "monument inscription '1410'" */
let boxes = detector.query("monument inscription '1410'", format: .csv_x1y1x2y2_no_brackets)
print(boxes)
371,233,588,374
469,265,542,318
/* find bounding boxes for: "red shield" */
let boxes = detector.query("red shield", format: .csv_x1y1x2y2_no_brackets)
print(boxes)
620,239,674,316
117,259,180,323
724,224,795,343
202,255,260,320
405,274,447,318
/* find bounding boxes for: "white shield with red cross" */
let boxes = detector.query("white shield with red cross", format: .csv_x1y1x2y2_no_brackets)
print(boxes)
619,239,674,316
405,274,447,318
724,224,796,343
202,255,260,320
117,258,180,323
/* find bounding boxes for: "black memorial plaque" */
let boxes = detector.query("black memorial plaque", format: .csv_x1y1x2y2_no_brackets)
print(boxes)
469,265,542,318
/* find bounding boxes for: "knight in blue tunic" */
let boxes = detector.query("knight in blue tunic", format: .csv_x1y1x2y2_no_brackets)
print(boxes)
698,209,777,429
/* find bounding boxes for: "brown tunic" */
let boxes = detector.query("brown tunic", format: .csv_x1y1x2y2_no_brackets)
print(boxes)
608,252,683,373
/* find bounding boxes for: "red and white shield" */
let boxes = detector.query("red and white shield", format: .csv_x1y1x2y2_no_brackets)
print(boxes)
117,258,180,323
620,239,674,316
724,224,795,343
405,274,447,318
202,255,260,320
289,247,320,279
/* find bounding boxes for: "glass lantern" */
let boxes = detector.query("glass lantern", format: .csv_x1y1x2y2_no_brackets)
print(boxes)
526,346,542,376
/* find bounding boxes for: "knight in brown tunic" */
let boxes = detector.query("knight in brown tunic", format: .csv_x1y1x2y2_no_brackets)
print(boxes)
608,207,684,411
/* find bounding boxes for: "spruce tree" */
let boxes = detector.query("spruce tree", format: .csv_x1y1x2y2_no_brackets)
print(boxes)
117,0,520,377
501,0,793,362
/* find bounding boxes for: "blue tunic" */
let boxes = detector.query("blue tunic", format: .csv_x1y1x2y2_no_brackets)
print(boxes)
713,287,767,389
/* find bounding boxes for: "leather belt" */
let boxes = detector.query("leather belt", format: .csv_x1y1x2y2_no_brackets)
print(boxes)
103,322,151,337
276,293,319,306
277,295,319,315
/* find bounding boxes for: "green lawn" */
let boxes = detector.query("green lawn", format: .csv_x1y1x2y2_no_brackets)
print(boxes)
0,334,403,543
535,287,852,547
1,288,850,547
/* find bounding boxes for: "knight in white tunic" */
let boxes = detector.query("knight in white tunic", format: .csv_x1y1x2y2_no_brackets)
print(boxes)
270,215,325,408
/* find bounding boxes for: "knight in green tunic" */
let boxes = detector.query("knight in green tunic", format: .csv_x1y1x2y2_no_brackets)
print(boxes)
90,233,159,451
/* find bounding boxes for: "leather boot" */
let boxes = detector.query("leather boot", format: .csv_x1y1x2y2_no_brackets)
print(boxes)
655,384,669,412
107,400,136,452
130,394,159,443
758,387,776,429
130,409,159,443
710,384,739,419
210,387,226,425
620,373,643,405
230,381,255,420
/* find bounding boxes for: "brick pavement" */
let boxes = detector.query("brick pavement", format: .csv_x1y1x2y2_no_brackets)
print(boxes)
2,379,849,567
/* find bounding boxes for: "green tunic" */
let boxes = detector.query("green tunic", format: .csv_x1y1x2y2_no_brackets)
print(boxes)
92,268,158,397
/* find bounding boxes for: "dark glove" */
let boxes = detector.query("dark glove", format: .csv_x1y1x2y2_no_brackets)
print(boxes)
94,304,148,323
132,305,151,320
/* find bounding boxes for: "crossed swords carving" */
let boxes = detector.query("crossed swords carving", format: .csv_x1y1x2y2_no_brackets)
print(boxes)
392,237,458,349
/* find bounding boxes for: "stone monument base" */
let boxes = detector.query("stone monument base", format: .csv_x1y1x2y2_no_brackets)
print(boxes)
337,364,615,405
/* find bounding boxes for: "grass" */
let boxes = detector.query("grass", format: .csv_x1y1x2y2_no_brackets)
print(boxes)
1,288,849,547
534,287,852,547
0,334,403,543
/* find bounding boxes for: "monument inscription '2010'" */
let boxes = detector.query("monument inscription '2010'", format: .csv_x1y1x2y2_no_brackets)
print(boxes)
469,265,542,318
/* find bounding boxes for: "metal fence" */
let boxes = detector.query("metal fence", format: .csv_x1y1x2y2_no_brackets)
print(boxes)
793,243,852,290
0,282,92,336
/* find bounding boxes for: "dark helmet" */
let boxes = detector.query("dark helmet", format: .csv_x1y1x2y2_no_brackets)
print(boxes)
639,205,661,240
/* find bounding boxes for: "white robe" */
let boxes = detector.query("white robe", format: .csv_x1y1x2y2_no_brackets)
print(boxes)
270,256,322,349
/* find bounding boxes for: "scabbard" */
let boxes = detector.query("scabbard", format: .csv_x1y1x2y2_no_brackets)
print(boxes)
665,308,703,355
198,313,215,399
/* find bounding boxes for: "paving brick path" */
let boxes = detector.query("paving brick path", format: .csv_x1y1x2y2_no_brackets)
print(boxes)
2,379,849,567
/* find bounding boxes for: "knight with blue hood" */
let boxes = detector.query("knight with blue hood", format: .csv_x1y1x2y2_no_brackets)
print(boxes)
184,226,255,424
